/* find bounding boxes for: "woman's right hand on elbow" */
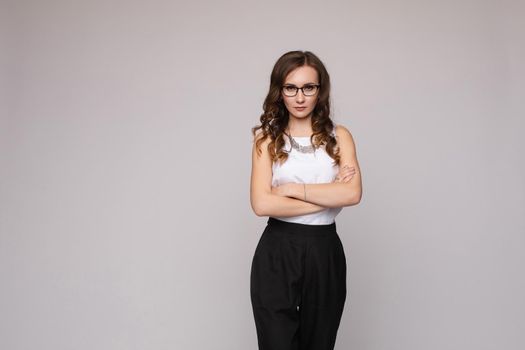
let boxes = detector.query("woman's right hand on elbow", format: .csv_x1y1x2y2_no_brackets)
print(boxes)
333,165,356,183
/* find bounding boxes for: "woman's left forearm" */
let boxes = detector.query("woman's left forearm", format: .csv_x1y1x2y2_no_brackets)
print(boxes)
288,182,357,208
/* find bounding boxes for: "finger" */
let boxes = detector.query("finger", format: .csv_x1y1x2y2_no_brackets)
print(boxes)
337,167,355,179
341,169,355,177
342,174,355,183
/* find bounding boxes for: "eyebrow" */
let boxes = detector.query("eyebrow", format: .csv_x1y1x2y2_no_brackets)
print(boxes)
283,82,318,87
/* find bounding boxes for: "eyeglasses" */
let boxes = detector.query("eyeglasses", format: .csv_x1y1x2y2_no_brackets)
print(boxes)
282,84,320,97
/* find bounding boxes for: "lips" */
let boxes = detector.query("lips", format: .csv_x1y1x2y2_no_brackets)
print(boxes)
295,107,306,110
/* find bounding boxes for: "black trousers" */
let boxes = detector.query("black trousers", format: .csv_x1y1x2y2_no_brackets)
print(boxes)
250,217,347,350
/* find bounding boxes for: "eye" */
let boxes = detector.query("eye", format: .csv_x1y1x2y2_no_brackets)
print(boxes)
304,85,315,92
284,86,296,92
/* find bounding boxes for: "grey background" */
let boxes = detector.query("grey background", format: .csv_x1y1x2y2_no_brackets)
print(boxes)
1,1,524,349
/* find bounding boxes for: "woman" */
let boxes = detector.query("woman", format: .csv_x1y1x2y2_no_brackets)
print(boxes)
249,50,362,350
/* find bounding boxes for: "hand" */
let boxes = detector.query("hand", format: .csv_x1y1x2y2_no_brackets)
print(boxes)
333,165,356,183
271,183,295,197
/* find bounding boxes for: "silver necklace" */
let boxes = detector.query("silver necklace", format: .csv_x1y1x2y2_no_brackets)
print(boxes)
286,131,316,154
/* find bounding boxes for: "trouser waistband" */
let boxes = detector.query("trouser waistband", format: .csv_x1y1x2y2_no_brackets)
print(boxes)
267,217,337,236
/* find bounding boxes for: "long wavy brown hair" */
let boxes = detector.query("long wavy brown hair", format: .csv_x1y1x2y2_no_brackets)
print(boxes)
252,50,340,166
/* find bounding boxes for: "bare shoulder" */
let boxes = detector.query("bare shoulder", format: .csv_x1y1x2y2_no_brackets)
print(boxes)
253,129,270,143
252,129,272,157
334,123,356,147
252,130,272,163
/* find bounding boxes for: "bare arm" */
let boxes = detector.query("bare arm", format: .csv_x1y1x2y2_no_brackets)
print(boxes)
250,133,326,217
283,182,357,208
274,124,363,208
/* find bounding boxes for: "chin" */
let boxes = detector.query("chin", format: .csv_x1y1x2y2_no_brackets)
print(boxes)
290,110,312,118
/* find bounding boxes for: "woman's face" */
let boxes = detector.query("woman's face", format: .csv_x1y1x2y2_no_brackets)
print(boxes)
281,65,320,120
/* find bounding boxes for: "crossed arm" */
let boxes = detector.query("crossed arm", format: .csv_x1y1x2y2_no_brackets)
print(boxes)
250,124,362,218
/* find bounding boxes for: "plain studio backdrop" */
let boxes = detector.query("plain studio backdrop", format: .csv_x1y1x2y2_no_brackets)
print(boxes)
1,0,524,349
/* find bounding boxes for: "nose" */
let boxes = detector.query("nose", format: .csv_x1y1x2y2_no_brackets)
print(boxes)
296,89,306,102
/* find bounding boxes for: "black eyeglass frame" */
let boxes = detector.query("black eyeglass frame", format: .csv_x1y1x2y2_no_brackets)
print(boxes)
281,84,321,97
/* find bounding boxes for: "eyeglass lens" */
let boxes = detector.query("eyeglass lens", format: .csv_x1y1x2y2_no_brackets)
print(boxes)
282,84,319,97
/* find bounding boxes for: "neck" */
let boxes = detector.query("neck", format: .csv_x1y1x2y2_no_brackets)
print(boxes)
287,117,312,136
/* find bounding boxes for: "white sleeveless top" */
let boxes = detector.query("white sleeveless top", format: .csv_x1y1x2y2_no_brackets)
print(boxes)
271,129,343,225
